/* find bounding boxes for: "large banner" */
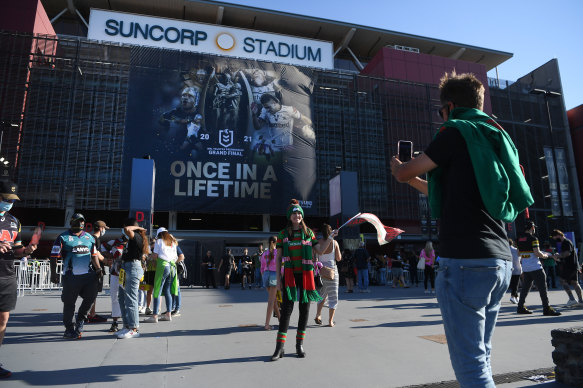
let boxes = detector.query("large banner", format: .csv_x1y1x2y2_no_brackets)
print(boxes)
121,53,318,214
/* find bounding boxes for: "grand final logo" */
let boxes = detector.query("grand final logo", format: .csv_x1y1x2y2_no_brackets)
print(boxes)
215,32,236,51
219,129,234,148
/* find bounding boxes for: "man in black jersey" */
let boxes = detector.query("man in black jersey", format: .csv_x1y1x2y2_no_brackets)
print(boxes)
0,181,37,378
391,71,533,387
551,229,583,306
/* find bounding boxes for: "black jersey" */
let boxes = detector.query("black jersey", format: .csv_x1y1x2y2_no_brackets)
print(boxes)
0,213,22,278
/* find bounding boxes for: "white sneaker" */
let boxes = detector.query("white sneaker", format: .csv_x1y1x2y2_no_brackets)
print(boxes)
566,299,578,307
138,307,146,314
119,329,140,339
159,314,172,321
116,328,130,338
144,316,158,323
431,290,436,294
510,296,517,304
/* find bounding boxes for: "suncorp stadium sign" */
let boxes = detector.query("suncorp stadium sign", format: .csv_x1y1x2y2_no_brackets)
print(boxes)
87,9,334,69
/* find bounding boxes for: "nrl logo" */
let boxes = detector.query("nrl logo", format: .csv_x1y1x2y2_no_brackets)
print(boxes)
218,129,233,148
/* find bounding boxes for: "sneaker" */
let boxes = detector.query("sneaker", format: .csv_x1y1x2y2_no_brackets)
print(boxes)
144,316,158,323
566,299,578,307
159,314,172,321
431,290,436,294
363,289,371,293
0,364,12,379
517,306,533,314
510,296,518,304
171,310,181,317
116,328,130,338
145,308,153,315
63,329,80,340
75,320,85,337
424,290,430,294
138,307,146,314
543,306,562,316
108,323,119,333
118,329,140,339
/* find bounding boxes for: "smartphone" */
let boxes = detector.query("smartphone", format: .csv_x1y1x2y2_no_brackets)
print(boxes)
397,140,413,162
30,226,43,245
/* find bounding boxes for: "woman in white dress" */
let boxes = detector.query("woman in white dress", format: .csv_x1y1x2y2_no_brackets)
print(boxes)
314,224,342,327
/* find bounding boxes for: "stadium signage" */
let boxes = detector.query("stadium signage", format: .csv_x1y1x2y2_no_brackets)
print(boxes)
88,9,333,69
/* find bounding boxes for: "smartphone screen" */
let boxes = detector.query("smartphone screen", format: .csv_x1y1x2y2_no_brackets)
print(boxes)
29,226,43,245
398,140,413,162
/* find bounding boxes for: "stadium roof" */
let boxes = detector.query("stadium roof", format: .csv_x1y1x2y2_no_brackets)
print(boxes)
42,0,513,71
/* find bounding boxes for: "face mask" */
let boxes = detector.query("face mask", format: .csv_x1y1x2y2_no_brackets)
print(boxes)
101,228,106,237
0,201,13,213
71,220,84,233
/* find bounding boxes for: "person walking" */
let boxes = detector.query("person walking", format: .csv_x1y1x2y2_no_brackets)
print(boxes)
51,213,102,340
218,248,235,289
551,229,583,307
270,199,337,361
145,228,180,323
507,239,521,304
261,236,280,330
116,218,149,339
340,249,355,293
420,242,436,294
240,248,252,289
0,181,37,378
542,242,557,289
252,243,264,288
353,242,370,293
314,224,341,327
391,71,534,387
516,221,561,316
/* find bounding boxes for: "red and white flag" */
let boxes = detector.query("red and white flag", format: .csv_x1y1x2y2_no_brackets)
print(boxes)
340,213,404,245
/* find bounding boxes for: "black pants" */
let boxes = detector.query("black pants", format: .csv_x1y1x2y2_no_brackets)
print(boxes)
277,273,310,342
204,268,216,288
61,272,98,331
424,266,435,290
410,266,419,285
518,269,549,309
543,265,557,288
508,274,521,297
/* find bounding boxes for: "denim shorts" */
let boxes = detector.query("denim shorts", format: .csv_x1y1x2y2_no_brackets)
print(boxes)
263,270,278,287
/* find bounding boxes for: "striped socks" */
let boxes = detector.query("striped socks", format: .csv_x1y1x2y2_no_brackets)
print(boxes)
277,331,287,343
296,330,306,343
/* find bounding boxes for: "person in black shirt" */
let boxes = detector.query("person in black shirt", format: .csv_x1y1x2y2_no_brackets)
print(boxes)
218,249,235,289
353,242,370,293
0,181,37,378
240,248,252,290
551,229,583,306
202,250,217,289
390,71,532,387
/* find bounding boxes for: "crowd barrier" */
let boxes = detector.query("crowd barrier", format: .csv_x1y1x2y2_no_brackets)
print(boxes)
15,260,110,296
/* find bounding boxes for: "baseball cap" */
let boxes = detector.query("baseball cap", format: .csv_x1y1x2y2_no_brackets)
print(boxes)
0,180,20,200
94,220,109,229
71,213,85,222
524,220,536,231
156,227,168,237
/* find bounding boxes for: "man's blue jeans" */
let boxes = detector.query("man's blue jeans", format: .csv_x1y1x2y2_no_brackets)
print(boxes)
436,257,511,388
118,261,144,329
357,269,369,290
254,267,262,287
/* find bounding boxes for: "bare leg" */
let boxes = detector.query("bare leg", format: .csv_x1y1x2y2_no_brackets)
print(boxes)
572,280,583,301
315,299,325,322
265,286,277,328
0,311,9,346
146,289,153,309
328,308,336,327
225,274,230,288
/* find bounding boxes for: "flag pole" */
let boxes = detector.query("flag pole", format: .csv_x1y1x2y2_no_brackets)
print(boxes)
337,212,362,231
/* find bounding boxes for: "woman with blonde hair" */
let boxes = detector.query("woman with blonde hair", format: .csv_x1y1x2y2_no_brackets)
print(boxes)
314,224,341,327
420,241,436,294
261,236,280,330
145,227,182,323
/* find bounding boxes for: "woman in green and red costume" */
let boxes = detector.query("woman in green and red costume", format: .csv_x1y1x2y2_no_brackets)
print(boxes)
270,199,338,361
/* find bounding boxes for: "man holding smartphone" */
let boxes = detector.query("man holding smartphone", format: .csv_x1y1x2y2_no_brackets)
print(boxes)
391,71,533,387
0,180,37,378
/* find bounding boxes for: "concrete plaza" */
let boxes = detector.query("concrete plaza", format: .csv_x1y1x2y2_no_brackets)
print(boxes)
1,283,578,387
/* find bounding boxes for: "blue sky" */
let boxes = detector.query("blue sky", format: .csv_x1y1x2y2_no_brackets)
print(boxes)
226,0,582,110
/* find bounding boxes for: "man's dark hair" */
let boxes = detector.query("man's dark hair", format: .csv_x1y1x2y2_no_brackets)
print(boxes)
550,229,564,238
439,70,485,110
123,217,137,227
260,93,280,105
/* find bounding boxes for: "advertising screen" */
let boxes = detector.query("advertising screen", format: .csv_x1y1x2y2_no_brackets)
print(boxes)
121,52,318,215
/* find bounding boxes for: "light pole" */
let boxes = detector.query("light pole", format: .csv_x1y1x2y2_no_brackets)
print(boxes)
529,88,562,221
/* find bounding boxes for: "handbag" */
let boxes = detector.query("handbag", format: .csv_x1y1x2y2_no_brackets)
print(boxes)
320,265,335,280
314,273,323,288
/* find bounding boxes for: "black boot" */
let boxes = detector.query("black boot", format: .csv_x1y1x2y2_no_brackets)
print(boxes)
296,341,306,358
270,342,285,361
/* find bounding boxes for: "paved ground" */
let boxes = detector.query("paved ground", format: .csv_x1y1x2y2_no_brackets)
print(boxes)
1,283,580,387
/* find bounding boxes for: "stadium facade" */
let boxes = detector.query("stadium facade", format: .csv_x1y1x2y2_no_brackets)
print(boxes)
1,0,581,275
